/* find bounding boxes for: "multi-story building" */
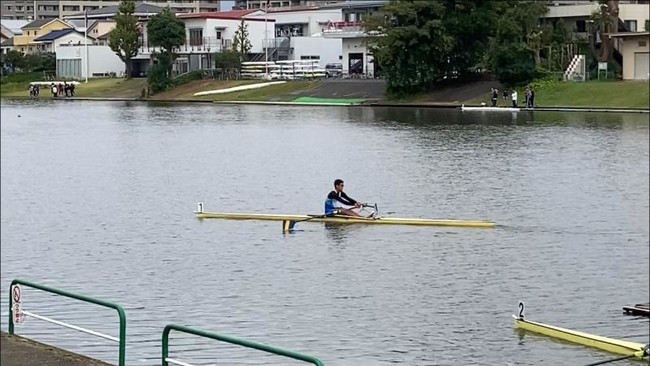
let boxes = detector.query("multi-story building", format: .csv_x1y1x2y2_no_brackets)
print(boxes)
1,1,221,20
234,0,343,10
1,19,28,54
543,0,649,80
12,17,71,53
320,0,387,77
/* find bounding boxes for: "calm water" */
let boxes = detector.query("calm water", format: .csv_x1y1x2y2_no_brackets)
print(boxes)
1,100,648,366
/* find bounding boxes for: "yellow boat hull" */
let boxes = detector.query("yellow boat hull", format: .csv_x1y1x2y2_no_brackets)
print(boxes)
514,316,648,359
194,211,495,228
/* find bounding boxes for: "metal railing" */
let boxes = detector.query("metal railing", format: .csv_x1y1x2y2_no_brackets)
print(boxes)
162,324,324,366
138,37,234,54
8,278,127,366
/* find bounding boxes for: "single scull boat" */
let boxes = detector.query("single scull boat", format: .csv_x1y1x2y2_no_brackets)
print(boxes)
461,105,521,112
194,203,495,228
513,305,648,360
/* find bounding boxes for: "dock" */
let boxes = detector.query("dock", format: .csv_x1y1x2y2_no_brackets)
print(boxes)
0,331,111,366
623,303,650,317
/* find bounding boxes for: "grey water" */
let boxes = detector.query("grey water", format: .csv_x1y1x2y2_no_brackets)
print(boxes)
1,99,648,366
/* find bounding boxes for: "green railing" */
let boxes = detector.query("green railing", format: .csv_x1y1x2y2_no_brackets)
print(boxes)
8,278,126,366
162,324,324,366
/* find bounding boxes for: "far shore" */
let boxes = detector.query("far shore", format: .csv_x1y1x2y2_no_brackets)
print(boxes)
1,77,649,111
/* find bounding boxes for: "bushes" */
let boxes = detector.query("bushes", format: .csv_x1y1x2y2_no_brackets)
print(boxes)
147,61,171,94
172,70,202,85
0,72,43,85
489,43,538,87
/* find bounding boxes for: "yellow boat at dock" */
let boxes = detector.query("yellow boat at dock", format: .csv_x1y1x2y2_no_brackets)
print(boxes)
514,315,649,360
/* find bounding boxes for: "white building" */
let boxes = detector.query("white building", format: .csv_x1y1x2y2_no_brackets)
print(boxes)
544,1,649,35
320,0,387,77
176,9,271,72
249,5,343,66
56,44,124,78
543,1,650,80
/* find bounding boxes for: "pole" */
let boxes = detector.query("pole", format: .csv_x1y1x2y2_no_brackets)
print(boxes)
264,1,269,72
33,0,36,20
84,9,89,83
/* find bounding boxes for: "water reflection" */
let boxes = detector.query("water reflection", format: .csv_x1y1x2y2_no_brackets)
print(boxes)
324,222,352,243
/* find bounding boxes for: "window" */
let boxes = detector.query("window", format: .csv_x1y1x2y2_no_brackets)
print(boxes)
624,20,637,32
189,28,203,46
576,20,586,32
300,55,320,60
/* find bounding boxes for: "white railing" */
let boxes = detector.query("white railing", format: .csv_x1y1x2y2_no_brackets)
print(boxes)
138,37,233,54
321,21,363,35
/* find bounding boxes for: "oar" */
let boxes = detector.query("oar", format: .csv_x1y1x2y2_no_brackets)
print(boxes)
282,215,327,233
582,353,640,366
582,345,648,366
282,203,379,233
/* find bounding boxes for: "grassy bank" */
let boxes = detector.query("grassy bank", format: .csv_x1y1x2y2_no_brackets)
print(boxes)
0,77,147,98
460,80,649,109
2,75,648,110
150,79,321,101
0,77,321,102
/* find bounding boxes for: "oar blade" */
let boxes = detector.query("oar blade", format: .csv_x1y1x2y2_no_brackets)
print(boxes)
282,220,297,233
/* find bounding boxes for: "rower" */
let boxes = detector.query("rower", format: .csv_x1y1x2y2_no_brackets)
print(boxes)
324,179,374,218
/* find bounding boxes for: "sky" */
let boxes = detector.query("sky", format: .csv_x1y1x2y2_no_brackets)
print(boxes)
221,0,235,10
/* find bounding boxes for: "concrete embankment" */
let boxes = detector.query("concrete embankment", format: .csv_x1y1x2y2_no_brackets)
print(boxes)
1,331,111,366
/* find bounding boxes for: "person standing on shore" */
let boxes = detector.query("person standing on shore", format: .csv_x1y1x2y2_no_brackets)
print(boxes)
491,88,499,107
524,87,531,108
511,89,518,108
529,87,535,108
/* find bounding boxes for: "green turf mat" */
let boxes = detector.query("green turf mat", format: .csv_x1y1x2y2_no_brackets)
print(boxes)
292,96,365,105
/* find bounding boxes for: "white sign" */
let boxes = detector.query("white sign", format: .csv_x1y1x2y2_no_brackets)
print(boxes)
598,62,608,71
11,284,23,324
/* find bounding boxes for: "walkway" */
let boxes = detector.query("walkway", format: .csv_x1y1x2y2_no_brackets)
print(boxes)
0,331,111,366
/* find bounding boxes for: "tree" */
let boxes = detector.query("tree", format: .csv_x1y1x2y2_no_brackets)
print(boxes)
489,43,537,86
147,6,185,77
486,1,548,86
364,0,455,96
108,0,140,78
147,52,172,94
589,0,619,62
3,50,26,73
439,0,501,78
232,19,252,61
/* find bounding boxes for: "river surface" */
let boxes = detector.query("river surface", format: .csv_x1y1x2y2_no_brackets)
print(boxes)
1,99,648,366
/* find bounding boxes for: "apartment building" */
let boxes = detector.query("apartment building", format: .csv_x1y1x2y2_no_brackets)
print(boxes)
234,0,344,10
1,1,221,20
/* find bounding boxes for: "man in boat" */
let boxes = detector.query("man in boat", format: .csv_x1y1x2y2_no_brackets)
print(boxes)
325,179,370,217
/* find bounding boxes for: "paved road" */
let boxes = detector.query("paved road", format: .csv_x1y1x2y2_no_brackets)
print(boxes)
293,79,505,103
1,332,111,366
296,79,386,99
